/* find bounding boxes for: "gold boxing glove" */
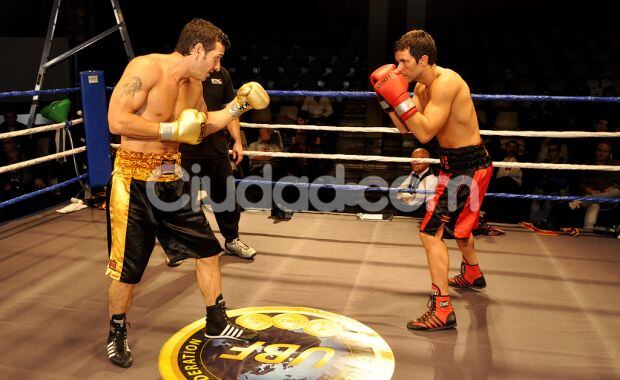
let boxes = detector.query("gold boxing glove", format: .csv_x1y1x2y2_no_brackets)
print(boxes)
158,108,207,145
226,82,270,118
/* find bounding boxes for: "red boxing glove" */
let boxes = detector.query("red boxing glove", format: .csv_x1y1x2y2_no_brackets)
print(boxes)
370,64,417,121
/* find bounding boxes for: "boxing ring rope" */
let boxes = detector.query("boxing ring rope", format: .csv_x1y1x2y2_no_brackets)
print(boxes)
0,174,88,210
1,83,618,215
239,150,620,171
0,87,80,98
0,118,83,140
240,122,620,138
235,89,620,209
0,71,111,212
7,87,620,103
265,90,620,103
235,179,620,204
106,142,619,171
0,146,87,175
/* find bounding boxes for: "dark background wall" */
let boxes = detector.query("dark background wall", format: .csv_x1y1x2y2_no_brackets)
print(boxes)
2,0,617,89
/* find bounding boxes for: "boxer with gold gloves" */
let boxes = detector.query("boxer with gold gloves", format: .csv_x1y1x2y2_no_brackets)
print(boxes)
105,19,268,368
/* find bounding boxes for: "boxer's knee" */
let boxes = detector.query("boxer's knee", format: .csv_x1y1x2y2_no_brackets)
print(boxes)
197,255,220,270
455,235,473,249
420,228,442,249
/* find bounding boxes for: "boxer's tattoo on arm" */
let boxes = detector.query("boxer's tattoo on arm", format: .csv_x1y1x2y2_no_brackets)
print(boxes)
120,76,142,97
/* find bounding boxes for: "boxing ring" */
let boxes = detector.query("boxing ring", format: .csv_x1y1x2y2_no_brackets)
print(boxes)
1,80,620,379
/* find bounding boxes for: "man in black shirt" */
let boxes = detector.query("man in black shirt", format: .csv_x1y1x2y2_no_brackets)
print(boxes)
174,67,257,263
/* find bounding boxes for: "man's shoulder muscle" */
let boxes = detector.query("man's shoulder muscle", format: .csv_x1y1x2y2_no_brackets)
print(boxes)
124,55,162,80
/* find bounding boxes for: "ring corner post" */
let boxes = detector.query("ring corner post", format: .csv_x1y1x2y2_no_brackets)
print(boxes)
80,70,112,189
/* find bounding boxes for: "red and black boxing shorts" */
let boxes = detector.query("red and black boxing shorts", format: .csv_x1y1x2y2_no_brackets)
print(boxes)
420,144,493,240
106,149,222,284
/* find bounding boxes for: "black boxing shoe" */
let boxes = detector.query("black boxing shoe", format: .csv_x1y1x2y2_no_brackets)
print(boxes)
165,256,183,267
107,315,133,368
204,296,259,342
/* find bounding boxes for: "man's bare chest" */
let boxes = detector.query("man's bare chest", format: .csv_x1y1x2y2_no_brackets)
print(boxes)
146,83,198,120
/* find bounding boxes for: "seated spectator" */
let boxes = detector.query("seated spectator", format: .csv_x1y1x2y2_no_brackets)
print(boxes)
529,140,570,223
285,129,327,181
275,104,299,124
573,117,613,163
296,110,310,125
245,128,288,221
247,128,282,176
300,95,333,124
0,110,29,156
0,139,36,221
396,148,438,217
569,141,620,229
536,137,568,163
486,139,524,223
496,139,523,188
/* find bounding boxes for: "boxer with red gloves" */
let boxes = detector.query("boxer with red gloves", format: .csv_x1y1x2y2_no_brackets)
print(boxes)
371,30,493,332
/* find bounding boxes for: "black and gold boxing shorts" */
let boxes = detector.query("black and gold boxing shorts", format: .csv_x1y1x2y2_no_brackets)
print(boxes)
106,149,221,284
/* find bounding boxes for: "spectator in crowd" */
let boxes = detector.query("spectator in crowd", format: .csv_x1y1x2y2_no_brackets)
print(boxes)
0,139,34,221
569,141,620,229
296,110,310,126
573,117,616,163
0,110,29,156
529,140,570,224
396,148,438,217
300,95,333,124
246,128,289,221
285,129,327,181
496,139,523,188
486,139,524,223
536,137,568,163
247,128,282,176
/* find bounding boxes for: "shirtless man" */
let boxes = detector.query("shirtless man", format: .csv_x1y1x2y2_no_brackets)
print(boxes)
371,30,492,331
105,19,269,367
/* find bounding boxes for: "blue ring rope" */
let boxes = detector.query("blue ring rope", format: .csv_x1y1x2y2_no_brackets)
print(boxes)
0,174,88,210
266,90,620,103
0,88,80,99
1,87,619,103
235,179,620,204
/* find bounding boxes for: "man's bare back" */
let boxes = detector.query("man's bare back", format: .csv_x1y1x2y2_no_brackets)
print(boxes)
413,67,481,148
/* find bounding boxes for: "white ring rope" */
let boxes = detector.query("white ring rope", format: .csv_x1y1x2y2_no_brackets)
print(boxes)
240,122,620,138
0,118,83,140
0,146,86,174
242,150,620,171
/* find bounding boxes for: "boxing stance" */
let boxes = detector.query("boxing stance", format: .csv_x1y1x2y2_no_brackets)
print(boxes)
371,30,492,331
105,19,269,367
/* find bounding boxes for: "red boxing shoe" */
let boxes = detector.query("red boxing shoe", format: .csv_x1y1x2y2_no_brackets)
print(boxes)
407,284,457,331
449,258,487,289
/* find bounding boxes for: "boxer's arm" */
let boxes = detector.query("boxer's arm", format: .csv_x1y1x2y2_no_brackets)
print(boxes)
226,118,242,144
388,112,409,134
403,77,456,143
196,96,232,137
108,56,160,139
387,90,423,134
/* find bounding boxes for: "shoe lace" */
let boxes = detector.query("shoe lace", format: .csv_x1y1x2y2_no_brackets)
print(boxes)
233,239,249,250
113,322,130,354
417,294,437,322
